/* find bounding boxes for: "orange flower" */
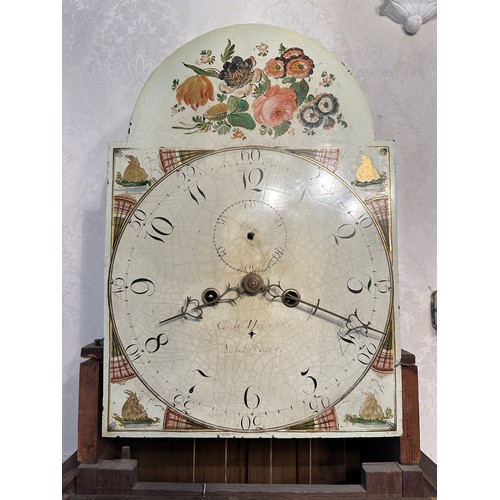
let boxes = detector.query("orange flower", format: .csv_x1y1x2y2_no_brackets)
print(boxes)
281,47,305,59
264,58,286,78
176,75,215,110
286,56,314,78
232,129,245,139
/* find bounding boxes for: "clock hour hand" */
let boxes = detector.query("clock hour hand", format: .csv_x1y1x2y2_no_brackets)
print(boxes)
264,282,387,338
158,284,243,326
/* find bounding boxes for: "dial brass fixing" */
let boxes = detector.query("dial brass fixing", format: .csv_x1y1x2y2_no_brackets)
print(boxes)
241,273,264,295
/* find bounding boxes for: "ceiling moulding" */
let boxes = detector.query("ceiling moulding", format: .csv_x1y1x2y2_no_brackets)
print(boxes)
381,0,437,34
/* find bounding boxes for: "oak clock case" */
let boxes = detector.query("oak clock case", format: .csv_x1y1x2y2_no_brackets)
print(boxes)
102,24,401,439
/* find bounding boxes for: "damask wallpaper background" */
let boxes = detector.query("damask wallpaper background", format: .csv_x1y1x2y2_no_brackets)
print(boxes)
62,0,437,462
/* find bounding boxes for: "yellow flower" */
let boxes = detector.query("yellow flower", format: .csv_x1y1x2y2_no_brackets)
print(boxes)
176,75,215,110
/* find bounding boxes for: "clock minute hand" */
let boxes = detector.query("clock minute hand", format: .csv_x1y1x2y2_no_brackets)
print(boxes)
264,283,387,338
158,284,243,326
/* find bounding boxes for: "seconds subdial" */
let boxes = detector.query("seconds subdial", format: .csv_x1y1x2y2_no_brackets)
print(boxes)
213,200,287,273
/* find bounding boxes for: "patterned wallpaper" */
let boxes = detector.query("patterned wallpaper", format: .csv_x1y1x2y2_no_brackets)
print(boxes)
62,0,437,462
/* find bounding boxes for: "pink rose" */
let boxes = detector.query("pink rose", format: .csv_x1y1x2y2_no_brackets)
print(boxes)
252,85,298,128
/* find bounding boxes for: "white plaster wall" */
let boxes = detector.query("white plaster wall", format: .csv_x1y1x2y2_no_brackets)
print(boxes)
62,0,436,463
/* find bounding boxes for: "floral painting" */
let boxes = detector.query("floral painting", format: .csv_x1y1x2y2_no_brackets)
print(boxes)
172,40,348,140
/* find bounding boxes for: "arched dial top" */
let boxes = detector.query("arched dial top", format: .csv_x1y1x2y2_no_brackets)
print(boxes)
128,24,375,148
109,147,393,433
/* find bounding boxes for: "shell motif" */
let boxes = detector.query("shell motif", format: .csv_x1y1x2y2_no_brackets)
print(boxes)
113,193,137,246
110,355,136,383
364,193,390,246
372,347,395,373
113,193,137,219
381,0,437,34
314,407,338,430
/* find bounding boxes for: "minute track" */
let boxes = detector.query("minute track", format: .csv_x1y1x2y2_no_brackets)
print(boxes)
107,146,396,434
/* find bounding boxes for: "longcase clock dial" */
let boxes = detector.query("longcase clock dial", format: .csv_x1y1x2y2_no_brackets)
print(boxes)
107,147,396,435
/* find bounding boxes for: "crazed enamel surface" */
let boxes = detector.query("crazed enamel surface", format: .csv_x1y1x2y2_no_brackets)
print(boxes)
103,144,401,437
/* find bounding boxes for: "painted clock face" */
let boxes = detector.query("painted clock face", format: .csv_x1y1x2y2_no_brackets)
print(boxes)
108,147,393,433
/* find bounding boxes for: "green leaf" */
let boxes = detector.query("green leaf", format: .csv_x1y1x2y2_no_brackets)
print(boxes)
227,96,237,113
253,72,271,97
336,113,348,128
227,95,249,113
262,72,271,91
290,79,309,106
282,76,296,85
221,39,235,63
182,62,220,78
273,121,291,137
227,112,256,130
213,121,231,135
